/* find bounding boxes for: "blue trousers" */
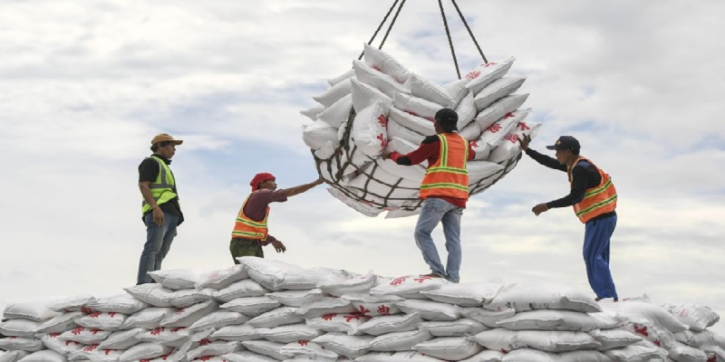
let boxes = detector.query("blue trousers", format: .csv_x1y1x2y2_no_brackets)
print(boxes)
414,198,463,283
137,212,179,284
584,214,618,299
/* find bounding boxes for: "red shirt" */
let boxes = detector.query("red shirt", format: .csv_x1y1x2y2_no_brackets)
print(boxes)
390,134,476,208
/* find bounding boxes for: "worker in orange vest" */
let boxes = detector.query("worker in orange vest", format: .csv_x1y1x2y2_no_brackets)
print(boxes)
519,135,619,301
229,173,324,263
385,108,475,283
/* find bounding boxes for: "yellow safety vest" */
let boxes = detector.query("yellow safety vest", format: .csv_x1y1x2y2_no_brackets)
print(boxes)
141,156,178,215
231,193,270,240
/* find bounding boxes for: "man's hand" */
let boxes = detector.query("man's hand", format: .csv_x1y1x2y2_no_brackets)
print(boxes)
152,207,165,226
532,203,550,216
518,134,532,151
381,150,390,159
314,178,324,186
271,240,286,253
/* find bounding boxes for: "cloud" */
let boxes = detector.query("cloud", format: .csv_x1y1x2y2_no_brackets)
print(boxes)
1,0,724,337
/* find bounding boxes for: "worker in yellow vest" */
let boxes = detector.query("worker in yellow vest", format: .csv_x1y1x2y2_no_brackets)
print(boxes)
519,135,619,301
385,108,475,283
137,133,185,285
229,173,324,263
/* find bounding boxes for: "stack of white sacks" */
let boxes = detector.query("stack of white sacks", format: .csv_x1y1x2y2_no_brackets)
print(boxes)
2,257,723,362
301,44,541,218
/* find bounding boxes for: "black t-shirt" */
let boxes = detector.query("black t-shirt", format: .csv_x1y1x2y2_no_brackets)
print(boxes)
138,155,184,224
525,149,615,220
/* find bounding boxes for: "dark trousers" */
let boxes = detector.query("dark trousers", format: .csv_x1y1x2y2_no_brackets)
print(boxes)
230,237,264,264
583,214,618,299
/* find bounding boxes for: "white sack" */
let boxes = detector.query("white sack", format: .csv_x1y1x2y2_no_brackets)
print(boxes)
362,43,410,84
495,310,619,332
3,303,59,322
121,308,175,329
342,293,403,317
240,341,288,361
299,104,325,121
357,313,422,336
295,297,356,319
474,93,529,131
413,337,483,360
280,341,338,362
118,343,173,362
0,320,40,338
328,68,355,86
311,333,373,359
661,303,720,332
222,351,277,362
351,101,389,158
474,76,526,111
36,312,81,334
485,282,602,313
265,289,326,308
85,295,147,315
247,307,304,328
211,325,263,342
368,330,432,352
302,120,339,151
421,283,503,307
220,297,279,316
0,338,44,352
472,328,601,353
314,78,352,107
305,312,370,335
48,296,96,314
465,57,515,95
258,324,322,343
318,273,377,297
394,299,460,321
74,312,127,331
350,78,393,114
213,279,269,303
58,327,111,344
370,275,448,296
160,300,217,328
188,311,248,331
17,350,66,362
186,341,241,360
417,318,488,337
98,328,144,350
149,270,204,291
137,327,189,348
318,94,353,128
355,351,445,362
354,60,410,99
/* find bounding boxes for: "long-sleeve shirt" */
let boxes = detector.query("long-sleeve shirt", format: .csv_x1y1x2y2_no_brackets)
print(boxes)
389,134,476,208
240,189,288,245
525,148,615,220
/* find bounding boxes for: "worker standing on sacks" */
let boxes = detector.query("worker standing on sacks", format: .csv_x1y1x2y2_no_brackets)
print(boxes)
385,108,476,283
137,133,185,285
519,134,619,301
229,173,324,262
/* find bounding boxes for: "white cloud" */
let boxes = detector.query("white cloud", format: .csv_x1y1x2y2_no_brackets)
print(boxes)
1,0,724,337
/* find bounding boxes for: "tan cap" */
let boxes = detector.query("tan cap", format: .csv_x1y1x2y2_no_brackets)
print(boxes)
151,133,183,146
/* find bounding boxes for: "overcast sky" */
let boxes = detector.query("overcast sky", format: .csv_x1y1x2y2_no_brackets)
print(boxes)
1,0,723,335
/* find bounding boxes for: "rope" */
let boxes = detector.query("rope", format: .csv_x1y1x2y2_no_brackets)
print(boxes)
438,0,461,79
450,0,488,63
378,0,407,50
358,0,400,60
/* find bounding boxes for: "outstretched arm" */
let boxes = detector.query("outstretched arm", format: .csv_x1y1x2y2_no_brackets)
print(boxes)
519,135,566,171
284,179,325,197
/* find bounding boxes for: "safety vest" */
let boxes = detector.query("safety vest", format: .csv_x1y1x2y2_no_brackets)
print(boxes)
231,193,270,240
141,156,178,215
419,133,470,200
568,157,617,223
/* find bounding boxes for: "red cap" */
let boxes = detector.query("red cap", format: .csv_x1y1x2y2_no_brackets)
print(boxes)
250,172,276,191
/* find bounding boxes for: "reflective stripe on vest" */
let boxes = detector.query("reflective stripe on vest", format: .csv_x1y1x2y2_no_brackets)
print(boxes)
568,156,617,223
231,193,270,240
419,133,470,200
141,156,178,214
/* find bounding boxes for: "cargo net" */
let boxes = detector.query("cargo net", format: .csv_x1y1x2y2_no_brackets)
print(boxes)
302,45,541,218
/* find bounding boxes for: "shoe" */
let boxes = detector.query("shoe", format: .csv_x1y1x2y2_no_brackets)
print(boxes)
420,272,445,278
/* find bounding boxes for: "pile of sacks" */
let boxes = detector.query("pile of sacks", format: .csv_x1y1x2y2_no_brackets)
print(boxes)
301,44,540,218
2,257,723,362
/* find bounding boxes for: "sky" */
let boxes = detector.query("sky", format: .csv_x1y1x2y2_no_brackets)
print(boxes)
1,0,724,335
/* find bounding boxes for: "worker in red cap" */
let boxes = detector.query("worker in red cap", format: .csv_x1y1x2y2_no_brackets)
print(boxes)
229,173,324,262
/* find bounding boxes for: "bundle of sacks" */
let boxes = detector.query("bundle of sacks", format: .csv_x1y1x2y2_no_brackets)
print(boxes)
2,258,723,362
301,44,540,218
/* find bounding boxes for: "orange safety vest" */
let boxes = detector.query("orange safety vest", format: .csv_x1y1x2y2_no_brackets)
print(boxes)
568,157,618,223
231,193,270,240
419,133,470,200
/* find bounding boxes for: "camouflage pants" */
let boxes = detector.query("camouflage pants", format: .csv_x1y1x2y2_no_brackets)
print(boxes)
230,237,264,264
